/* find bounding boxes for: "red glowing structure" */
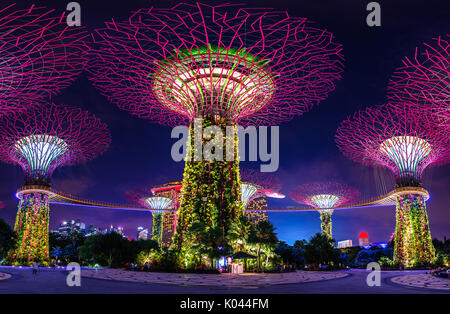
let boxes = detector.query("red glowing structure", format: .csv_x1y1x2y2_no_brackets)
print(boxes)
358,232,370,247
290,182,360,239
387,35,449,118
335,102,450,266
87,2,343,250
0,103,110,264
0,4,88,115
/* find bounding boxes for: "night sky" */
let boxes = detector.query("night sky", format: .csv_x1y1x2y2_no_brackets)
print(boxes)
0,0,449,245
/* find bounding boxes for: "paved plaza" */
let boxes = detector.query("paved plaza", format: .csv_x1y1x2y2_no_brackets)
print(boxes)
81,268,348,287
0,266,449,294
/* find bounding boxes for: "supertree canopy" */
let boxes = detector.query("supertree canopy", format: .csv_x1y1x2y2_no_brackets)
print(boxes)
0,103,110,264
0,4,88,115
126,188,173,245
290,182,359,239
335,102,450,266
87,2,343,250
387,35,449,118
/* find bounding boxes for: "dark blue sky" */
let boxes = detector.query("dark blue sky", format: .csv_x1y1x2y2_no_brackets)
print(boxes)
0,0,449,245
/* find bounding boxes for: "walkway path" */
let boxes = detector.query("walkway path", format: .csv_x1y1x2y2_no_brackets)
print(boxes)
0,266,448,294
390,273,450,290
81,269,347,287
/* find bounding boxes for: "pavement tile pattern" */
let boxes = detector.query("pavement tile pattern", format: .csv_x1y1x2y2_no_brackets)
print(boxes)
81,269,348,287
390,273,450,290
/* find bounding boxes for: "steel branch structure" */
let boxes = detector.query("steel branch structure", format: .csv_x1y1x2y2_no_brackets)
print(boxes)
290,182,360,239
0,4,88,115
387,35,450,119
87,2,343,127
87,2,343,250
335,102,450,266
0,103,110,264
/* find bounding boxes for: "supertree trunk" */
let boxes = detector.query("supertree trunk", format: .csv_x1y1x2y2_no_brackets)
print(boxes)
319,210,333,239
152,213,164,245
9,192,50,264
173,116,243,250
393,194,435,266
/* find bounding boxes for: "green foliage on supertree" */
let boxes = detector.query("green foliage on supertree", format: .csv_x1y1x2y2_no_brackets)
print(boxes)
151,213,164,244
319,211,333,239
172,116,244,251
8,193,50,265
393,194,435,267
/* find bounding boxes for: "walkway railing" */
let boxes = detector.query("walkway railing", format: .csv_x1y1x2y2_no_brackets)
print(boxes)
15,185,429,212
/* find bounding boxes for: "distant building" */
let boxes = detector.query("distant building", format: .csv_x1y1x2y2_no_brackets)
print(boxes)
137,227,149,240
107,225,124,236
161,213,177,247
244,197,269,225
358,232,370,246
53,219,86,236
337,240,353,248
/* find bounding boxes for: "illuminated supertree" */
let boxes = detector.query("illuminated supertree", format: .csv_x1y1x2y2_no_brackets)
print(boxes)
240,169,284,224
126,188,173,245
387,35,449,119
336,102,450,266
87,2,343,250
0,104,110,264
0,4,88,115
290,182,360,239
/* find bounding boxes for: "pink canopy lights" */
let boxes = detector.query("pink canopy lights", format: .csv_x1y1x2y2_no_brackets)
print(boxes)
387,35,449,119
0,4,88,115
335,102,450,187
0,103,111,186
290,182,360,209
86,2,344,126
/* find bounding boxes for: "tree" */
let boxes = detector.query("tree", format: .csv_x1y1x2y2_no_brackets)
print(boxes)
79,232,131,267
304,233,340,269
0,219,16,259
248,220,278,270
184,222,230,268
227,216,252,252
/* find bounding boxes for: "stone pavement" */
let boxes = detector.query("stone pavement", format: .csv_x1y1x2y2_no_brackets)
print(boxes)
390,273,450,290
81,269,348,287
0,272,12,281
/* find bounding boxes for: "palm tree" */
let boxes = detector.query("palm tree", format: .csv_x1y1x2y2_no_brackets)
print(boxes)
248,220,278,270
227,216,251,252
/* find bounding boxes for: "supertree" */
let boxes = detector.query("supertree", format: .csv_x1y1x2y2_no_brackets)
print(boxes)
240,168,284,224
126,187,174,245
0,103,110,264
387,35,449,119
335,102,450,266
151,182,182,247
87,2,343,250
0,4,88,116
290,182,359,239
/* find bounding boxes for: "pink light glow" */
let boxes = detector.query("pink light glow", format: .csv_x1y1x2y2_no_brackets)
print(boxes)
0,103,111,185
86,2,343,126
335,102,450,187
0,4,88,115
387,35,449,119
290,182,360,209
